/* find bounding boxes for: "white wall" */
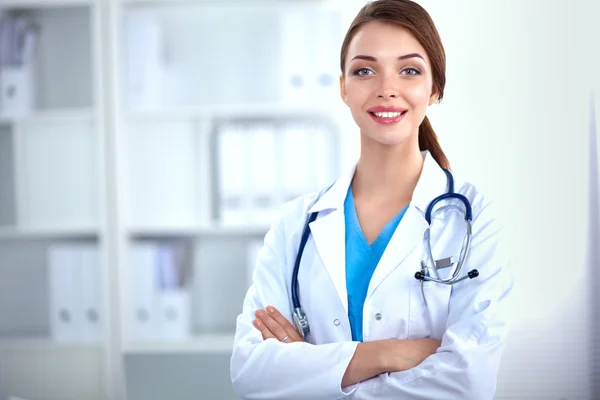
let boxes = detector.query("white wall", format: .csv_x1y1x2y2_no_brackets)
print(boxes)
415,1,600,398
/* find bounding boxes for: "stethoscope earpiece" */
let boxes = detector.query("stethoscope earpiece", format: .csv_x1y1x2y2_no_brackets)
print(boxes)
415,271,426,281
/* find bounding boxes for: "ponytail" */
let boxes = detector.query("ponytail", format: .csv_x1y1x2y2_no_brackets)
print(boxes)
419,116,450,170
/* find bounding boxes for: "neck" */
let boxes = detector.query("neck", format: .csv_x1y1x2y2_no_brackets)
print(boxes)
352,135,424,203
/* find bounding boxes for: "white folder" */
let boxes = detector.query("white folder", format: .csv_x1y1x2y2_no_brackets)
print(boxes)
281,124,313,202
126,12,164,110
128,243,160,341
80,244,103,343
313,125,338,191
156,289,191,341
280,11,310,105
48,244,82,342
218,123,250,226
0,65,35,118
155,244,190,340
248,124,279,226
311,10,341,105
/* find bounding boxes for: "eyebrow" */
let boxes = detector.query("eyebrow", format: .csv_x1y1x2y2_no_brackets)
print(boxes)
350,53,425,62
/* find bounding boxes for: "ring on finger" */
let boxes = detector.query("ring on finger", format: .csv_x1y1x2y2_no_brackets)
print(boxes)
280,335,290,343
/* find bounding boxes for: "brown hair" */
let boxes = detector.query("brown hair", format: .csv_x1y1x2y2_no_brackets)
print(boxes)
340,0,450,169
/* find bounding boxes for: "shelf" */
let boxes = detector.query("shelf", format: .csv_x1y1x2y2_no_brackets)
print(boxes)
0,108,96,125
0,226,99,240
123,333,234,354
0,0,95,8
121,0,335,6
127,224,269,238
125,103,343,124
0,337,103,350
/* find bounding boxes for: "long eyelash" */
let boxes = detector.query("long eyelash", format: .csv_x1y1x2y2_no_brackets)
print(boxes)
352,68,370,76
404,68,421,75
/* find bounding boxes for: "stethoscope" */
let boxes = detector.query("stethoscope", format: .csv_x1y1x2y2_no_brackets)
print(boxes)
291,169,479,341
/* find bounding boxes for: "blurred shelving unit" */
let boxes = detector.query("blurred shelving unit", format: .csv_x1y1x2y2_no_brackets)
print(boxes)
0,1,109,400
0,0,363,399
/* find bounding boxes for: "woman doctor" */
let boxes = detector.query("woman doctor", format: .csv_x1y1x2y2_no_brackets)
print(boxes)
230,0,513,399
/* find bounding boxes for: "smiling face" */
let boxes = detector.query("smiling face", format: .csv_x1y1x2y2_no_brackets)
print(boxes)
340,21,439,147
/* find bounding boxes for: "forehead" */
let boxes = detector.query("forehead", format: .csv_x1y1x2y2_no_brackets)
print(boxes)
347,21,429,62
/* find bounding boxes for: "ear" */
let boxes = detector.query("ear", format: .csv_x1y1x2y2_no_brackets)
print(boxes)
428,91,439,106
339,75,348,105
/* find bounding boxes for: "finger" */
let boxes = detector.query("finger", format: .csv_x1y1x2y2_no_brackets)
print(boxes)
266,306,303,342
256,309,289,342
253,317,276,340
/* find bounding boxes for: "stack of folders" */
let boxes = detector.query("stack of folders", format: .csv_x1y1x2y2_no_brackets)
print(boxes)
0,12,38,117
217,121,338,227
280,9,340,106
47,243,102,343
128,242,191,341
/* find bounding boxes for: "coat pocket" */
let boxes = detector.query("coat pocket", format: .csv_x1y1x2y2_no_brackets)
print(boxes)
407,279,452,340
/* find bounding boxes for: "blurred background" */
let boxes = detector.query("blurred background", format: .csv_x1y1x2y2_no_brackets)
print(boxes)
0,0,598,399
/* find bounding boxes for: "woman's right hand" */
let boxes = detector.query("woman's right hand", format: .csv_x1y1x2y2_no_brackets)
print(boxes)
341,338,442,387
387,338,442,372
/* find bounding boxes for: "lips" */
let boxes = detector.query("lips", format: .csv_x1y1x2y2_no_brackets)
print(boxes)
367,106,408,125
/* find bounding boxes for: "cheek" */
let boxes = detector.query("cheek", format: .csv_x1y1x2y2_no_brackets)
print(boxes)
405,83,433,109
344,83,369,112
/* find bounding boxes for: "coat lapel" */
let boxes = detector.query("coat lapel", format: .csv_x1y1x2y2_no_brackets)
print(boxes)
308,208,349,313
304,150,450,311
366,206,428,297
367,151,449,298
305,160,357,314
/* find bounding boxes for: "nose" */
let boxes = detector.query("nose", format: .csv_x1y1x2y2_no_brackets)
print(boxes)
377,74,399,99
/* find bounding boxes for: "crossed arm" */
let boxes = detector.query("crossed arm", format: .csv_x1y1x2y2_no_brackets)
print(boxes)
253,306,442,388
232,197,513,399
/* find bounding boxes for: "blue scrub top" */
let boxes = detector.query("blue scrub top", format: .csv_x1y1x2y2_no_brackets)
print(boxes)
344,186,408,342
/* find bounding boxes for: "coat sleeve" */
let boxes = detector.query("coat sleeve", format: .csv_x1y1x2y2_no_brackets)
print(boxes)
230,202,360,400
356,196,515,400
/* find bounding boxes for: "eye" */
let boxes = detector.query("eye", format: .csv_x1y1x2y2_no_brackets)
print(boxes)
352,68,374,76
401,68,421,76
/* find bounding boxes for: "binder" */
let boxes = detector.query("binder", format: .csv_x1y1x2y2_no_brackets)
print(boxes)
156,289,191,341
0,14,37,118
0,65,34,118
313,125,338,191
311,10,341,105
80,244,103,343
280,11,310,105
154,244,191,340
128,243,160,341
248,124,279,226
217,123,250,226
48,244,82,342
281,123,313,202
126,13,164,110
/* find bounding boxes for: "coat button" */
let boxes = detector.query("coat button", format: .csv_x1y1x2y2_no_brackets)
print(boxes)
375,313,382,321
333,319,340,326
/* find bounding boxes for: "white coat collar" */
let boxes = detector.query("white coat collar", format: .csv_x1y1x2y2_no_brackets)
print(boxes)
308,150,450,217
305,150,451,313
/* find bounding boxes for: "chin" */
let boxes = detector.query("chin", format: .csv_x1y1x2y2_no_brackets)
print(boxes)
365,126,413,147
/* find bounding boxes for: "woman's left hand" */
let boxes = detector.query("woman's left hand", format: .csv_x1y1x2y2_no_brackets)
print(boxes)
253,306,304,344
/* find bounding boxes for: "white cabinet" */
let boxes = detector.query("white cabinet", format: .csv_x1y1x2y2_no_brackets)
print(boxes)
0,1,106,400
0,0,355,399
120,2,343,111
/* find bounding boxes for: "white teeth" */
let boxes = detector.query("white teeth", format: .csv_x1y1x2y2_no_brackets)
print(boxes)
373,111,403,118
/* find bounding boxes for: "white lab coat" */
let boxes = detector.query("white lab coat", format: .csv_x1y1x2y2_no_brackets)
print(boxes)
230,151,514,400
